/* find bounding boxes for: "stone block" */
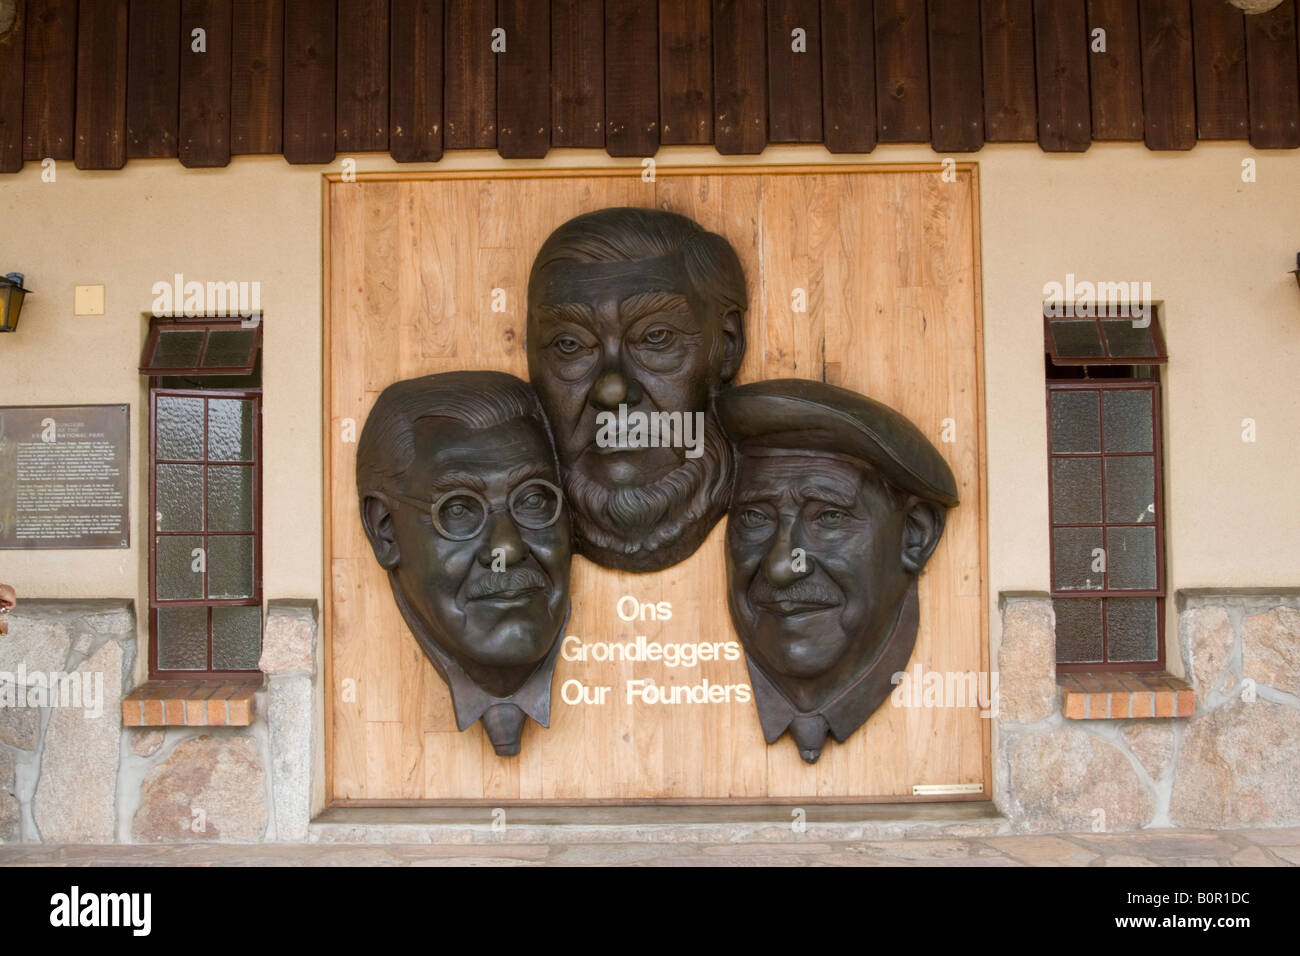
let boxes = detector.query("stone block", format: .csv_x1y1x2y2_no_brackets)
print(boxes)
1242,606,1300,698
997,597,1057,724
0,694,41,750
130,729,165,758
259,601,317,677
0,747,17,842
1182,606,1234,699
132,735,268,842
1120,721,1175,780
268,676,312,841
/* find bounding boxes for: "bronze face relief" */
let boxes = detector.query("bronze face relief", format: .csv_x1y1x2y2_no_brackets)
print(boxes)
357,371,572,756
526,207,748,573
718,379,960,763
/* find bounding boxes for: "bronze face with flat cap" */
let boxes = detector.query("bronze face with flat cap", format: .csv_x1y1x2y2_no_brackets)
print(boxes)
718,379,959,763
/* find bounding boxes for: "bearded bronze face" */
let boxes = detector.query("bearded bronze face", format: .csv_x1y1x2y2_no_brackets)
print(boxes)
357,372,572,756
718,380,959,764
526,207,747,573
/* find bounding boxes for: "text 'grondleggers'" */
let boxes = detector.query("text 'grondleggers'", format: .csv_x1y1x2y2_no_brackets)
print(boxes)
593,404,707,459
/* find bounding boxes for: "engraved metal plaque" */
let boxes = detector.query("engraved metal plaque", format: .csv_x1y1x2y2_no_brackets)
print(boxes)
0,405,130,549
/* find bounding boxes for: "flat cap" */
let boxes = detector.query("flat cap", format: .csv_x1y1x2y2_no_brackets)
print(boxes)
717,379,959,508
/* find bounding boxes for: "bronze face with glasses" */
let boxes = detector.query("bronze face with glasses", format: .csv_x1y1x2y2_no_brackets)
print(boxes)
357,372,573,756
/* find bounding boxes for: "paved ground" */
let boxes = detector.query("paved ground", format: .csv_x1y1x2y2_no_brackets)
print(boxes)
1,827,1297,866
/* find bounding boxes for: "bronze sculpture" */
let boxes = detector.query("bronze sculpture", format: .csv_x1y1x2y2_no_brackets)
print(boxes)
356,371,572,756
526,207,748,573
718,379,959,763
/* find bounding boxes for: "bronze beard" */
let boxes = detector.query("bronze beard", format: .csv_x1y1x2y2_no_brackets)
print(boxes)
561,413,733,573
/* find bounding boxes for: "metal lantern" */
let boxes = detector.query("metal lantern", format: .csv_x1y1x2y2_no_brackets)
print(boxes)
0,273,31,332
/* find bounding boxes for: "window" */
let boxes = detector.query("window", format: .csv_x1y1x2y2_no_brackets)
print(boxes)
1045,309,1166,671
142,318,263,679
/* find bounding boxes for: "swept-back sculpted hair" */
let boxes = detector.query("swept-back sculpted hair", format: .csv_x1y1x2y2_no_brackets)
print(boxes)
528,207,748,365
356,371,558,501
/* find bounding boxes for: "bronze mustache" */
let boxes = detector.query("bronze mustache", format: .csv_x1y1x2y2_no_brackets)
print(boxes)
467,566,550,600
748,579,841,609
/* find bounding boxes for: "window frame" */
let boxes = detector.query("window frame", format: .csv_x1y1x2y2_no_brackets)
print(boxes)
1047,376,1166,673
139,316,263,377
147,385,264,680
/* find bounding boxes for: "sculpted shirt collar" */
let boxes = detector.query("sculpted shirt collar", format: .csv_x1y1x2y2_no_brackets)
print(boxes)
745,580,920,758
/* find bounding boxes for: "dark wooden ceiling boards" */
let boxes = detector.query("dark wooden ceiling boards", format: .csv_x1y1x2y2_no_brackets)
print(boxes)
2,0,1298,171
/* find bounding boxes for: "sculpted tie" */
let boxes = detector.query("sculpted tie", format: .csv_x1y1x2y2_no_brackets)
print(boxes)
789,714,830,764
482,703,527,757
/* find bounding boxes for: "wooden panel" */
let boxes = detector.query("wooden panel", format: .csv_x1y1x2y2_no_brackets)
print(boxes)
231,0,283,154
337,0,389,152
713,0,766,154
127,0,180,159
23,0,76,161
179,0,233,168
283,0,336,163
1190,0,1246,140
325,167,988,803
766,0,821,142
0,0,25,172
551,0,603,148
444,0,496,148
1139,0,1195,150
1244,0,1300,149
659,0,711,144
980,0,1035,141
875,0,929,142
390,0,442,162
821,0,875,152
1034,0,1090,151
605,0,658,155
929,0,983,152
498,0,550,157
75,0,129,169
1088,0,1143,140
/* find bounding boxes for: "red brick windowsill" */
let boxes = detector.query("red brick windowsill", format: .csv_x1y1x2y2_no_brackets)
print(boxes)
1058,672,1194,720
122,680,261,727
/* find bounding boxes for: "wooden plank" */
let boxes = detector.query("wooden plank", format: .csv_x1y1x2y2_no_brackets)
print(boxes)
1088,0,1143,140
75,0,129,169
497,0,550,157
179,0,233,168
605,0,658,155
231,0,283,154
390,0,442,161
1244,0,1300,148
444,0,496,149
659,0,711,144
766,0,821,142
713,0,766,153
820,0,875,153
980,0,1036,142
1190,0,1246,140
337,0,388,152
126,0,180,159
0,0,25,172
1138,0,1195,150
1034,0,1090,151
283,0,336,163
875,0,929,142
23,0,76,161
929,0,984,152
551,0,603,147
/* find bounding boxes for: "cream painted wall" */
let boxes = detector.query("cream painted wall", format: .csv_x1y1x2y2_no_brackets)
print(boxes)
1,143,1297,677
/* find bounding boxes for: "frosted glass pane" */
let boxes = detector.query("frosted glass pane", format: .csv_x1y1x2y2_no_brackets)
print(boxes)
1105,456,1155,523
1054,599,1103,663
156,464,203,531
1053,528,1105,591
153,330,204,368
1107,598,1159,662
202,329,256,368
156,395,204,461
208,399,253,462
1101,319,1158,359
156,534,204,599
208,535,255,599
1107,526,1157,590
1103,390,1153,453
1049,320,1104,358
207,466,253,532
1050,391,1100,453
1051,457,1102,524
212,606,262,670
157,607,207,670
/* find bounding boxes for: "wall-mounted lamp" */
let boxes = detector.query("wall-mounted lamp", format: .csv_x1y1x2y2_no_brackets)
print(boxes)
0,273,31,332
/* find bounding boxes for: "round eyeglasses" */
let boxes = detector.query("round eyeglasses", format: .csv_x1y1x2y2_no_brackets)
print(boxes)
392,477,564,542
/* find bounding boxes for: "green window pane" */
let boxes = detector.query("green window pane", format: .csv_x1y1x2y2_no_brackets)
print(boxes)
1048,320,1104,359
1051,457,1102,524
207,465,253,532
156,395,205,461
202,329,257,368
156,464,204,531
1103,390,1153,453
1105,456,1155,523
152,329,204,368
207,535,255,599
212,606,263,670
1050,390,1100,454
208,399,253,462
156,534,204,599
1052,527,1104,591
1106,598,1159,662
1054,599,1103,663
1107,526,1158,590
157,607,208,670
